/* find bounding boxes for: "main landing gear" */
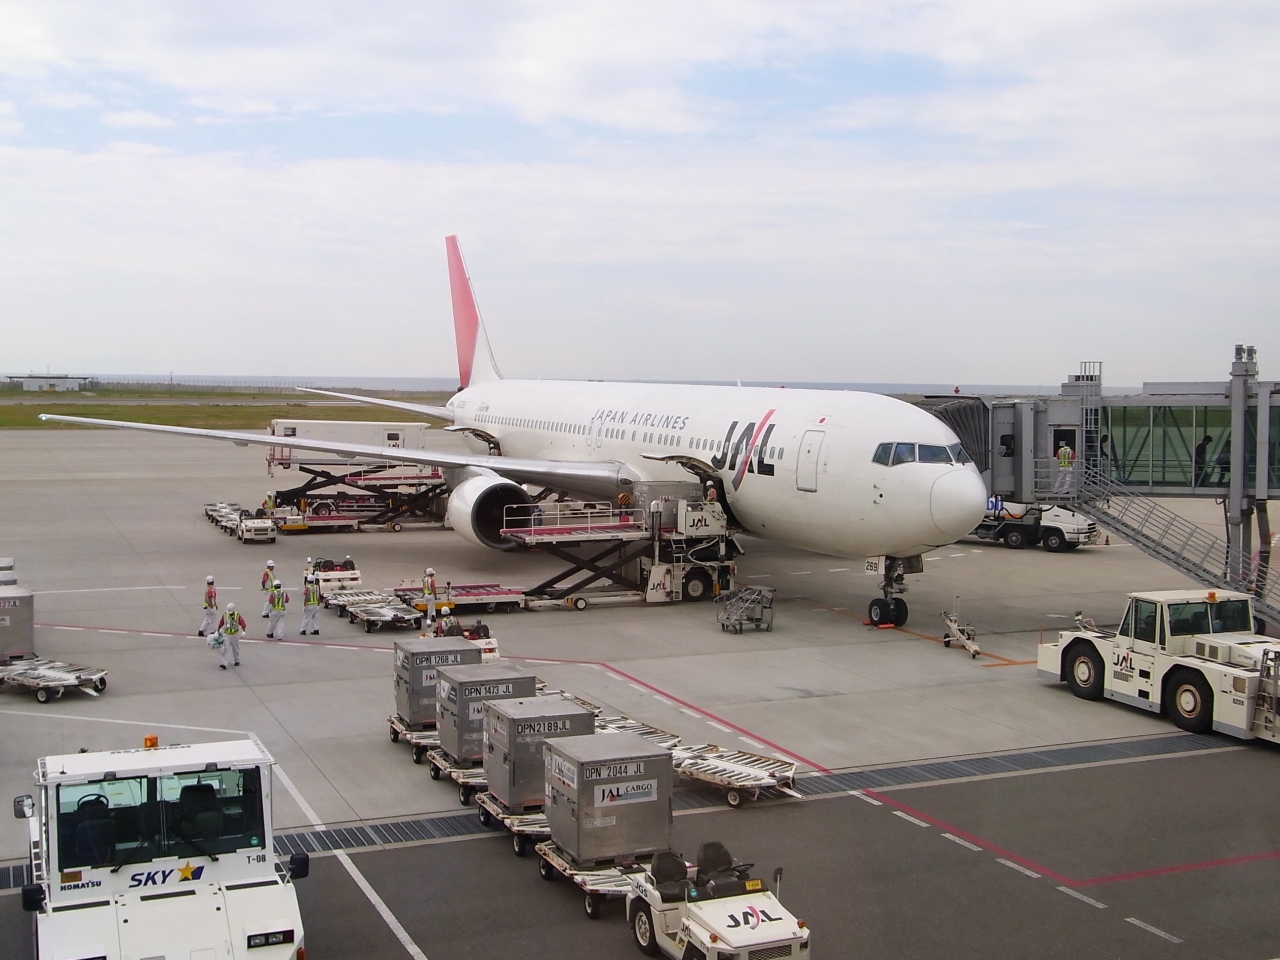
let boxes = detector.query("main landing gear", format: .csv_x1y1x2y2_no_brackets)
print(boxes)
867,556,914,627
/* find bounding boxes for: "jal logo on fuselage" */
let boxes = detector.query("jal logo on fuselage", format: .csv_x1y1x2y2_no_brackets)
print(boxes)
724,904,782,929
710,409,777,490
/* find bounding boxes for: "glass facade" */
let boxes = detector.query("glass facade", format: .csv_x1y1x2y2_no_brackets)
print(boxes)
1103,405,1279,491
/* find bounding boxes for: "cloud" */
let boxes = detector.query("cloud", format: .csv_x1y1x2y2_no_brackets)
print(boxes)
100,109,176,128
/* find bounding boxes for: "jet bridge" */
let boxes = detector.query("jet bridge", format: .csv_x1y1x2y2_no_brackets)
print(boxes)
920,348,1278,629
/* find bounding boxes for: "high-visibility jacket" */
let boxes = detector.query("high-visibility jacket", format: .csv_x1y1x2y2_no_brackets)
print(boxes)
262,569,275,591
1058,447,1075,467
204,586,218,609
270,589,289,611
219,612,246,635
304,584,321,606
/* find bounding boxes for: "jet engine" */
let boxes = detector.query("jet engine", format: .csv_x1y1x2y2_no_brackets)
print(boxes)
445,475,532,550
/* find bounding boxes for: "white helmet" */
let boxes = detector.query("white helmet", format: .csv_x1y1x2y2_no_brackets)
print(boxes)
273,579,282,588
305,574,314,582
425,568,435,576
227,603,236,613
306,556,313,564
267,560,276,568
206,575,214,584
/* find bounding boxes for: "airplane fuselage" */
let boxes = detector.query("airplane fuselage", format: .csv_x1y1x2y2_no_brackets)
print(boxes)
449,379,986,559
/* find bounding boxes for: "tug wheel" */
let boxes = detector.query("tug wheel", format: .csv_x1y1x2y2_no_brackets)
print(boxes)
1168,670,1213,733
1065,643,1105,701
632,903,659,956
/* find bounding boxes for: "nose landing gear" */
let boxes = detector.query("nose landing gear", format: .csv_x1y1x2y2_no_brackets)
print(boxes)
867,556,917,627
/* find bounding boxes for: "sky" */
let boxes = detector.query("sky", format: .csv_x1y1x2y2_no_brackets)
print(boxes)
1,2,1277,386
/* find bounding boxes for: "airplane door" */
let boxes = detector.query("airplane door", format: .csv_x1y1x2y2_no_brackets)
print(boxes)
593,419,604,450
797,430,824,492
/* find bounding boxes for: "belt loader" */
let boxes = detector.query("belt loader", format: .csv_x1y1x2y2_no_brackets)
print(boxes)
13,736,309,960
1038,589,1280,739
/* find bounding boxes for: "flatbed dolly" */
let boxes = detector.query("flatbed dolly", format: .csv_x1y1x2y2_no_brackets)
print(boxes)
0,658,108,703
424,747,489,805
396,582,526,615
323,588,388,615
475,792,551,856
534,840,651,920
671,743,800,808
345,600,423,633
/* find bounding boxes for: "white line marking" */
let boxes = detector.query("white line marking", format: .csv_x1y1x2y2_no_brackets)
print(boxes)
708,721,733,733
680,708,701,718
996,858,1041,878
274,763,431,960
848,790,882,805
1125,918,1181,943
35,586,186,594
242,639,263,643
141,633,168,637
0,709,244,734
832,606,848,611
970,549,983,553
790,571,812,576
520,658,556,664
582,662,603,669
772,753,792,762
628,683,647,692
53,626,84,631
1058,886,1107,908
280,641,307,646
98,629,128,634
653,695,672,705
948,553,966,558
893,811,930,827
739,737,765,748
942,833,983,852
925,556,941,561
827,567,850,572
745,574,772,579
337,852,431,960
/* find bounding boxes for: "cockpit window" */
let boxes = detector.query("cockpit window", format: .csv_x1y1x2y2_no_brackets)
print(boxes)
918,444,953,464
948,443,972,464
892,443,917,466
872,442,893,466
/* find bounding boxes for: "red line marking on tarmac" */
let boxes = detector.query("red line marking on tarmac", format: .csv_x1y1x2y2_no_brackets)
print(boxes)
1073,849,1280,887
864,788,1280,887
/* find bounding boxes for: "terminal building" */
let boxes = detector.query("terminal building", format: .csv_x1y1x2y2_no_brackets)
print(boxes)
6,375,98,392
923,346,1278,628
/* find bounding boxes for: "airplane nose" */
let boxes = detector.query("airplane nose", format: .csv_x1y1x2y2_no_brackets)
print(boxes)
930,469,987,541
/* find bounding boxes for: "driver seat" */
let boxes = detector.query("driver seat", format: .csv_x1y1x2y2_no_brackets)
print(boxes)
695,841,738,886
179,783,225,840
650,851,687,903
74,798,116,867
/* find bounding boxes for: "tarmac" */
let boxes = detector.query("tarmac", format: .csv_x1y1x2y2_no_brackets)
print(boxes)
1,428,1277,959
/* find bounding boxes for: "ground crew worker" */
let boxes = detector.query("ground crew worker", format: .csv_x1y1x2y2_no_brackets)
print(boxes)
1052,442,1076,494
263,491,276,511
304,556,314,580
215,602,246,669
435,605,461,637
423,568,438,627
266,580,290,639
300,575,321,635
198,576,218,637
261,559,276,617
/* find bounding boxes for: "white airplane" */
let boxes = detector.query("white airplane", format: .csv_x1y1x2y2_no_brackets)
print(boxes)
43,236,986,625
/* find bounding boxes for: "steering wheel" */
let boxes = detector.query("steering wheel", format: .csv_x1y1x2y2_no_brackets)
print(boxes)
734,862,755,877
77,794,110,810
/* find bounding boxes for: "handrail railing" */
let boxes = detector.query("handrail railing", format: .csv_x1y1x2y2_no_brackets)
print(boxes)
1032,457,1277,626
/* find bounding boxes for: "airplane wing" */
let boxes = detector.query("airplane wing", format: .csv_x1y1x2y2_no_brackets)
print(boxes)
38,415,635,497
295,387,455,423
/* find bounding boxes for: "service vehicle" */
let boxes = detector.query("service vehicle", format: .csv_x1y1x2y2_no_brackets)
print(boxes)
1039,589,1280,738
311,557,361,592
13,735,309,960
235,512,278,544
627,842,810,957
971,498,1098,552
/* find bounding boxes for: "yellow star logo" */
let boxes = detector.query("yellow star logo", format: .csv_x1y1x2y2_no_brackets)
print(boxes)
177,861,196,882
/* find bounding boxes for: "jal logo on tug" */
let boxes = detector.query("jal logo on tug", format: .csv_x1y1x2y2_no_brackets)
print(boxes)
725,904,782,929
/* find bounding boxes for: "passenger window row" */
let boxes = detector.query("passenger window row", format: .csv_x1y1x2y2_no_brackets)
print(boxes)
872,442,972,466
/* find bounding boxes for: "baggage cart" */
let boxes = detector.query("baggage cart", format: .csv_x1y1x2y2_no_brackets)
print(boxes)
535,840,652,920
716,585,775,633
0,657,108,703
395,581,526,615
323,589,388,615
475,791,551,856
424,747,490,805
